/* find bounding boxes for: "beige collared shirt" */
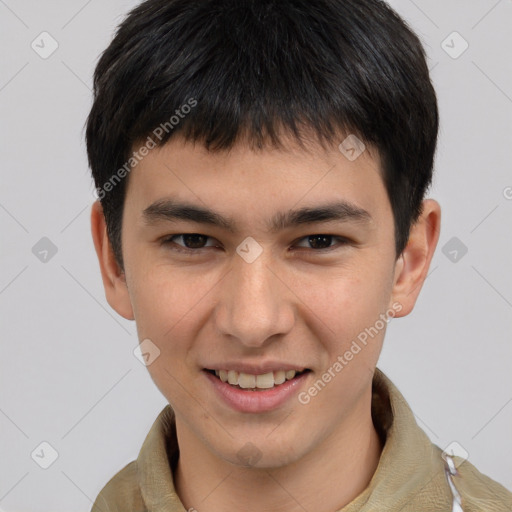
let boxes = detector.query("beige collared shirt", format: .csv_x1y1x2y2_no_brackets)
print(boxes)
91,368,512,512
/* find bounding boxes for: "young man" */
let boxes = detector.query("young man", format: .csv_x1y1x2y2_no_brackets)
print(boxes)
87,0,512,510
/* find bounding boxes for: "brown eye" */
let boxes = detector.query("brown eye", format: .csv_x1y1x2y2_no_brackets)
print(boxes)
163,234,217,250
306,235,333,249
181,234,208,248
294,235,350,251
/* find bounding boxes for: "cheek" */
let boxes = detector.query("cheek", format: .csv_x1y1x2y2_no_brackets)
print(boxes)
297,269,391,339
127,264,223,384
127,267,210,399
128,262,208,336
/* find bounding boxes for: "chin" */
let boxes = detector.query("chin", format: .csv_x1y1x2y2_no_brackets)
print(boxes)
213,434,306,470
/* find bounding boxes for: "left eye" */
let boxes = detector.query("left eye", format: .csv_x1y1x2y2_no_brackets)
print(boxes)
164,234,219,249
294,235,347,250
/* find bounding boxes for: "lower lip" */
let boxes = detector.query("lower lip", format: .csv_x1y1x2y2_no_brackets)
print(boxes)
204,370,310,413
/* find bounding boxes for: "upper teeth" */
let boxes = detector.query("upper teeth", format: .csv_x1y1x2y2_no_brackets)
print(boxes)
214,369,300,389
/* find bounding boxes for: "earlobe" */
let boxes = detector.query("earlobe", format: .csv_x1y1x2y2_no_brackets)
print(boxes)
90,200,135,321
390,199,441,317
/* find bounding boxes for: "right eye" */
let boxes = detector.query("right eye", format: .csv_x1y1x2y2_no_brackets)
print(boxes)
161,233,222,252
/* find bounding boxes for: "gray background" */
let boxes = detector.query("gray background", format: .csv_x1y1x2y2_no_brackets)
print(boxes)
1,0,511,510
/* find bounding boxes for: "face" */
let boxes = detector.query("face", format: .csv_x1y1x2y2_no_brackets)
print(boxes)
92,133,437,469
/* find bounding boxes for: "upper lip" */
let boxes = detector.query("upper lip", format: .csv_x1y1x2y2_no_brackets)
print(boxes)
204,362,308,374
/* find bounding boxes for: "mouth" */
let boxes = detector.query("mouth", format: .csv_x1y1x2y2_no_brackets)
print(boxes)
204,368,311,391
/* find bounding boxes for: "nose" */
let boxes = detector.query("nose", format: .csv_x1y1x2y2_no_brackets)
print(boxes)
214,253,295,348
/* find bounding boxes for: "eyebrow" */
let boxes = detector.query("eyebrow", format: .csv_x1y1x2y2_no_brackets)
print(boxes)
142,198,372,232
142,199,234,230
269,202,372,232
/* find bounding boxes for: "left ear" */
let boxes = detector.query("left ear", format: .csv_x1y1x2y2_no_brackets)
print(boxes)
390,199,441,317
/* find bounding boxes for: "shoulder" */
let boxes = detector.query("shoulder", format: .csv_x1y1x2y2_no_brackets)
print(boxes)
442,450,512,512
90,460,146,512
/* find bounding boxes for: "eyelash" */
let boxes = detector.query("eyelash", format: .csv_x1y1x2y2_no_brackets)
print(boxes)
160,234,351,254
161,234,220,254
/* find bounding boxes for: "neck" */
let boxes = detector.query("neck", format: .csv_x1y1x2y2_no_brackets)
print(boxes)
174,392,382,512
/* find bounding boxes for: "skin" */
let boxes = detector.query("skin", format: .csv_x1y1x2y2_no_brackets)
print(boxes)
91,132,441,512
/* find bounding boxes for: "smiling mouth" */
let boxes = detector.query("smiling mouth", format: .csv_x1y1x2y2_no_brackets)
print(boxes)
205,369,311,390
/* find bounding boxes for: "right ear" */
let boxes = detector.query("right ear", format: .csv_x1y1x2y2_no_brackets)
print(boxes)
90,200,135,321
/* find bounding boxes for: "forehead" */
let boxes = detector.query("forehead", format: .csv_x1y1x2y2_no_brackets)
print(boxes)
123,133,389,224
